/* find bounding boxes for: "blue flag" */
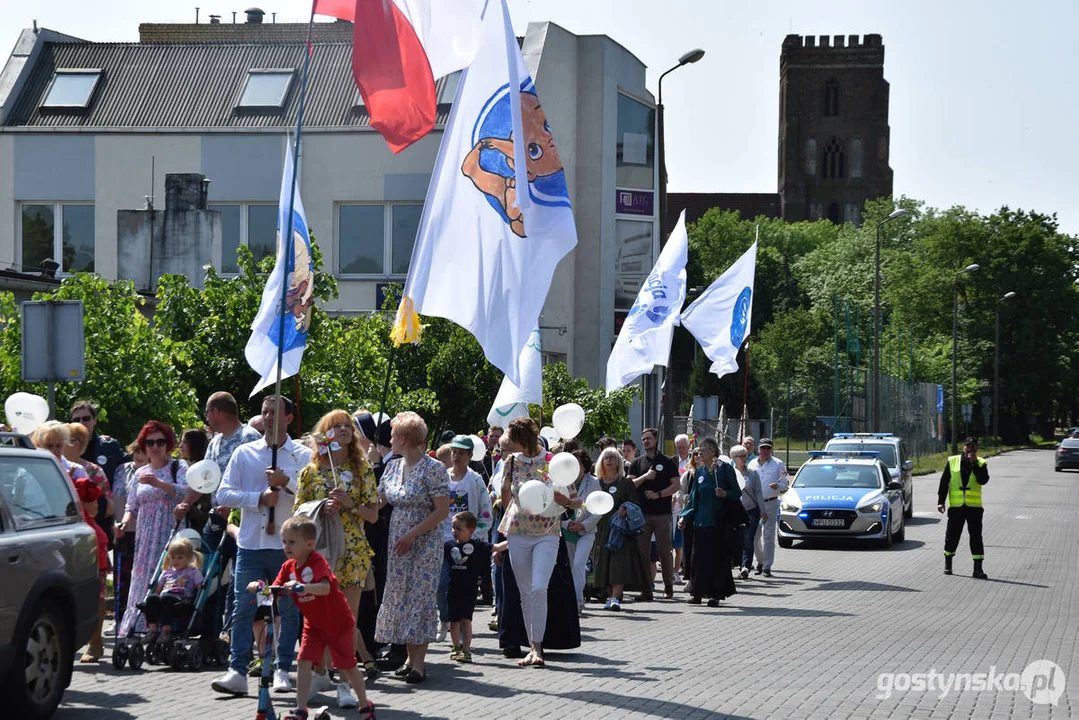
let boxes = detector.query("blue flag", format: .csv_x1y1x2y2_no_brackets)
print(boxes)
245,141,314,397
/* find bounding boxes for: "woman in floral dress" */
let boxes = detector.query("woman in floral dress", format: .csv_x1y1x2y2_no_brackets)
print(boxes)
296,409,381,681
375,411,450,684
116,421,187,637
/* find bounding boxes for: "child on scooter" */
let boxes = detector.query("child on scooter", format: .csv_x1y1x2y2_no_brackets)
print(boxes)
143,537,203,644
252,516,374,719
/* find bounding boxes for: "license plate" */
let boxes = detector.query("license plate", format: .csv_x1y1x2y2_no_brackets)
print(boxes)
812,518,846,528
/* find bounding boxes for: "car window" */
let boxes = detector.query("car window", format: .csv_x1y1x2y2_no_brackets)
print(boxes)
0,455,80,530
825,442,898,466
794,464,882,489
1062,439,1079,448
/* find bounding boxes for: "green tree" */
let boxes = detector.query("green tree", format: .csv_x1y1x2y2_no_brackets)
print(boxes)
536,363,639,446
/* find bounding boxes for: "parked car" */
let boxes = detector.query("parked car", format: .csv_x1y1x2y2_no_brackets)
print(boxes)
0,441,99,718
824,433,914,518
1055,438,1079,472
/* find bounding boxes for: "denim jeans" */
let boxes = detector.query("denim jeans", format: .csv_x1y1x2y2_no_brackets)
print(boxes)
741,505,762,569
229,548,300,674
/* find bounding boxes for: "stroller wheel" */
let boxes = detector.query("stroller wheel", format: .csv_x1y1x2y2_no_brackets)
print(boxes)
128,643,145,670
187,643,203,671
169,641,186,670
112,643,129,670
145,640,159,665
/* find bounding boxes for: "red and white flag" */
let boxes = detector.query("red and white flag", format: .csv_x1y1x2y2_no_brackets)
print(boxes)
314,0,482,153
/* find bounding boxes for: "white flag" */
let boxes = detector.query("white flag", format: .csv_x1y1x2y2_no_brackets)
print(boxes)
606,211,689,393
680,241,758,379
390,0,578,385
245,142,315,397
487,326,542,427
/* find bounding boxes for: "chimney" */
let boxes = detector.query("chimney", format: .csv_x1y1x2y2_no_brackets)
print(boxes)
245,7,265,24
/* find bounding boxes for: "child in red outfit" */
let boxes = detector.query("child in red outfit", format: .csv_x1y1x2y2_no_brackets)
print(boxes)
253,516,374,720
74,477,109,663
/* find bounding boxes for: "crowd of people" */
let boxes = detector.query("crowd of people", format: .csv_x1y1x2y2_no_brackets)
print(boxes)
19,393,790,720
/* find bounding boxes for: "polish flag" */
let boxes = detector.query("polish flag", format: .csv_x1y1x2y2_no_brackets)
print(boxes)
314,0,482,153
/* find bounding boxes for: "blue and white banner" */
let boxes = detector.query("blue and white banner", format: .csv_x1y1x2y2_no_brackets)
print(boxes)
245,141,315,397
680,240,757,379
605,210,688,393
393,0,577,385
487,326,542,427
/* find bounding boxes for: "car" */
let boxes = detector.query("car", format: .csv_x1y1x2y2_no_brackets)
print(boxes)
824,433,914,518
1055,438,1079,471
0,441,99,719
777,451,906,549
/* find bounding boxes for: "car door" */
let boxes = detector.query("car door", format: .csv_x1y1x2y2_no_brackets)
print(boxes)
880,463,901,532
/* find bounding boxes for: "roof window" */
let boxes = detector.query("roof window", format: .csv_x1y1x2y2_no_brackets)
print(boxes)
237,69,294,108
42,69,102,108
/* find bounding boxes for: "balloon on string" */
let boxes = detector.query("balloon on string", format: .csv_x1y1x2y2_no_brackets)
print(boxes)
548,452,579,487
552,403,585,441
4,392,50,435
584,490,615,515
469,434,486,462
540,492,564,517
518,479,553,515
539,426,560,446
186,459,223,494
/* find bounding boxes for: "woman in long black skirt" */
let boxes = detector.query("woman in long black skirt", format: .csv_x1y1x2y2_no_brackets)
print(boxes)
678,438,741,606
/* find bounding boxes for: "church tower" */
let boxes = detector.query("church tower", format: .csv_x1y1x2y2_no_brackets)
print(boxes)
778,34,894,225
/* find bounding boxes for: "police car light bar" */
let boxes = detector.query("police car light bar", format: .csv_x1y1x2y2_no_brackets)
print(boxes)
831,433,894,439
807,450,881,458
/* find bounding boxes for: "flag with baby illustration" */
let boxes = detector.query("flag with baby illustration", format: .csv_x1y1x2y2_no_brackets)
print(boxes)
392,0,578,386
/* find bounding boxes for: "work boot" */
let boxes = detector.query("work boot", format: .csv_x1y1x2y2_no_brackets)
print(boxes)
944,555,953,575
972,559,988,580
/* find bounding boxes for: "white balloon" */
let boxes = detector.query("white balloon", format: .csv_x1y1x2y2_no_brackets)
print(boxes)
548,452,579,487
518,479,553,515
4,392,50,435
540,493,564,517
176,528,203,547
469,434,486,462
585,490,615,515
552,403,585,441
539,426,560,445
186,459,223,494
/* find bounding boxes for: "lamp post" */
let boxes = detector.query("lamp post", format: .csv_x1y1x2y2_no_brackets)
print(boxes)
656,47,704,438
993,291,1016,440
872,207,907,432
951,263,980,452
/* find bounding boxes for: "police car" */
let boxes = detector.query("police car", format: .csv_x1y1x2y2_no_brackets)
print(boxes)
823,433,913,518
777,451,906,549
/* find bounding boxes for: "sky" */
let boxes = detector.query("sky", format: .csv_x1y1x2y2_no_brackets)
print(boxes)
2,0,1077,235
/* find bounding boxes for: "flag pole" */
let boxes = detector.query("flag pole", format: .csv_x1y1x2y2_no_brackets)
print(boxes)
740,339,751,442
377,341,398,429
267,0,318,535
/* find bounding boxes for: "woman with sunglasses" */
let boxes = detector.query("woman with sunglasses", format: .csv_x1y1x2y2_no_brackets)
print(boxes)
116,420,188,638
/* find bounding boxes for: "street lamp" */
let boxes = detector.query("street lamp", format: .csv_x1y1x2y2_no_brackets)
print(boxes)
656,47,705,438
872,207,907,431
951,263,980,453
993,291,1016,440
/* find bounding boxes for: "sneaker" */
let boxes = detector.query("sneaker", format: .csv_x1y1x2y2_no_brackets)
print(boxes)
309,670,333,699
337,683,358,709
672,572,684,585
610,598,621,612
458,648,472,663
603,598,614,610
211,668,249,696
273,668,293,693
739,567,750,580
435,621,449,643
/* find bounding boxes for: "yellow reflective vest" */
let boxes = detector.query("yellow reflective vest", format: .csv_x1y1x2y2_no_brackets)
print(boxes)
947,455,987,508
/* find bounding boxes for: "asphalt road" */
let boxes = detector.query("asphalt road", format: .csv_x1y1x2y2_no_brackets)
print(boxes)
59,449,1077,719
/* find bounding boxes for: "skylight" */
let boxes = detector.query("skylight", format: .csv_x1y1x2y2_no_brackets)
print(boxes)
237,69,294,108
42,69,101,108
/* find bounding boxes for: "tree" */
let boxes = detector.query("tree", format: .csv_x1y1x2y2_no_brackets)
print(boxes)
537,363,639,446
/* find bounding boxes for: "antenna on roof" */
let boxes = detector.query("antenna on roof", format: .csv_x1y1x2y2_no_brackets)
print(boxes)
32,19,38,32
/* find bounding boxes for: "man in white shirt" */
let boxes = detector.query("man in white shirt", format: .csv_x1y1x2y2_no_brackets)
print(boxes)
748,438,787,577
211,395,312,696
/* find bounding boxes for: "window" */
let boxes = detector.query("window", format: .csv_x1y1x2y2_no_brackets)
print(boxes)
237,69,294,108
20,203,94,273
827,202,840,224
41,69,101,108
616,93,656,190
804,138,817,176
823,78,839,117
338,203,423,276
208,203,277,273
614,219,653,311
822,137,845,179
0,456,81,531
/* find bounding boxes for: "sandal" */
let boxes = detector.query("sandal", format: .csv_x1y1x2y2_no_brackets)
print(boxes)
517,650,535,667
404,669,426,684
359,700,377,719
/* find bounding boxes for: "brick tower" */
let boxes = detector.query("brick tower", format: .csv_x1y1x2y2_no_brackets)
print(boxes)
777,34,894,225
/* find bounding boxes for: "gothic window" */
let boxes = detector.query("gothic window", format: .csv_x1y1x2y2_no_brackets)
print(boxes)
849,138,864,178
823,78,839,116
822,137,845,179
805,138,817,176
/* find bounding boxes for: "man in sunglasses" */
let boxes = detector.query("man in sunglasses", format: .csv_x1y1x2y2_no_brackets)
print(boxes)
71,398,130,488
